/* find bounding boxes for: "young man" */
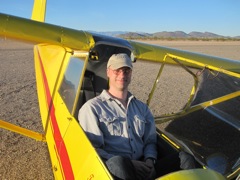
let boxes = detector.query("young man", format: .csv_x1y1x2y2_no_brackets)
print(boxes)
78,53,157,179
78,53,196,179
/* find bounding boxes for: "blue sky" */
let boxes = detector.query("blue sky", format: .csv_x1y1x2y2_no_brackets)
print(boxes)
0,0,239,37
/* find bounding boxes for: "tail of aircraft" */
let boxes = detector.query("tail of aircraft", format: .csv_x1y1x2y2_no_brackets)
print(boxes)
31,0,47,22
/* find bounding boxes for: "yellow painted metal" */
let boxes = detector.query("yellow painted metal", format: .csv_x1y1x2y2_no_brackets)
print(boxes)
129,40,240,74
145,52,240,125
34,44,65,179
147,54,199,109
155,91,240,123
34,44,69,107
0,119,45,141
157,169,226,180
31,0,47,22
59,116,113,180
167,53,240,78
161,133,180,149
0,7,238,179
34,44,112,179
71,53,89,115
147,61,165,106
0,13,95,51
169,55,199,110
226,167,240,179
189,90,240,113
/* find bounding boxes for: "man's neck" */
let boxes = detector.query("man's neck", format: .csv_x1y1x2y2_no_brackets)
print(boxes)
108,89,128,107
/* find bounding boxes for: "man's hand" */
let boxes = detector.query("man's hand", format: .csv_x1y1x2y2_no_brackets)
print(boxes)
131,160,156,180
145,158,155,167
145,158,156,180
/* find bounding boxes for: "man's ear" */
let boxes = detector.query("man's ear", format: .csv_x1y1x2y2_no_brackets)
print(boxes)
106,68,110,78
107,78,110,89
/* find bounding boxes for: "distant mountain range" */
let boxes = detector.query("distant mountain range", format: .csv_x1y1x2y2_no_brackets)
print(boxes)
90,31,240,39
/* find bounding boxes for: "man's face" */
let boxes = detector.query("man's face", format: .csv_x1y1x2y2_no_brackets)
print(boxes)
107,66,132,91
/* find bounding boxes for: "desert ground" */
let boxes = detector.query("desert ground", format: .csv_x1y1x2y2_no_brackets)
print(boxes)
0,39,239,179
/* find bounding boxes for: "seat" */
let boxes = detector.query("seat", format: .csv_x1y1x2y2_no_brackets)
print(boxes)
74,70,96,119
81,70,96,103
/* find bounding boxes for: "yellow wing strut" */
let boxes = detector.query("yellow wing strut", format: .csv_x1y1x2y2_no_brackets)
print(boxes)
0,119,46,141
31,0,47,22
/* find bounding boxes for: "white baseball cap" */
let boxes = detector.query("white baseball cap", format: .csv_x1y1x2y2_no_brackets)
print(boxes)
107,53,133,70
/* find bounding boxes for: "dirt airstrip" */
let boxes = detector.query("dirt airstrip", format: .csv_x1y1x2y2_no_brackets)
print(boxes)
0,39,239,179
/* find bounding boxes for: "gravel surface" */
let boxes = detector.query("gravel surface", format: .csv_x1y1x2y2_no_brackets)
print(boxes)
0,39,239,179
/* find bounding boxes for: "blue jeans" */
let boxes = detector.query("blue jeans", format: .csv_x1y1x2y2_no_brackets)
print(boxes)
104,152,197,179
105,156,137,180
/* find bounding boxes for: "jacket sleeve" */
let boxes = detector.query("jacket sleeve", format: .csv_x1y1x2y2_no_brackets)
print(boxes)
78,101,114,160
143,105,158,160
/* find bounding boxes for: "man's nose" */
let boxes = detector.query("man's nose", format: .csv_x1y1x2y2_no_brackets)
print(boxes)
118,70,127,76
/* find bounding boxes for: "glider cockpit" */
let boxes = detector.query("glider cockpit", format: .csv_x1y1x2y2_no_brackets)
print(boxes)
70,39,133,119
1,0,239,178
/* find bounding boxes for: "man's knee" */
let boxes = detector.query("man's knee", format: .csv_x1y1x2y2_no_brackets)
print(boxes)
179,151,197,169
105,156,136,180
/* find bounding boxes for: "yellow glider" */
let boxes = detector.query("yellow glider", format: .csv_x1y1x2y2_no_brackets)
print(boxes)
0,0,239,179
